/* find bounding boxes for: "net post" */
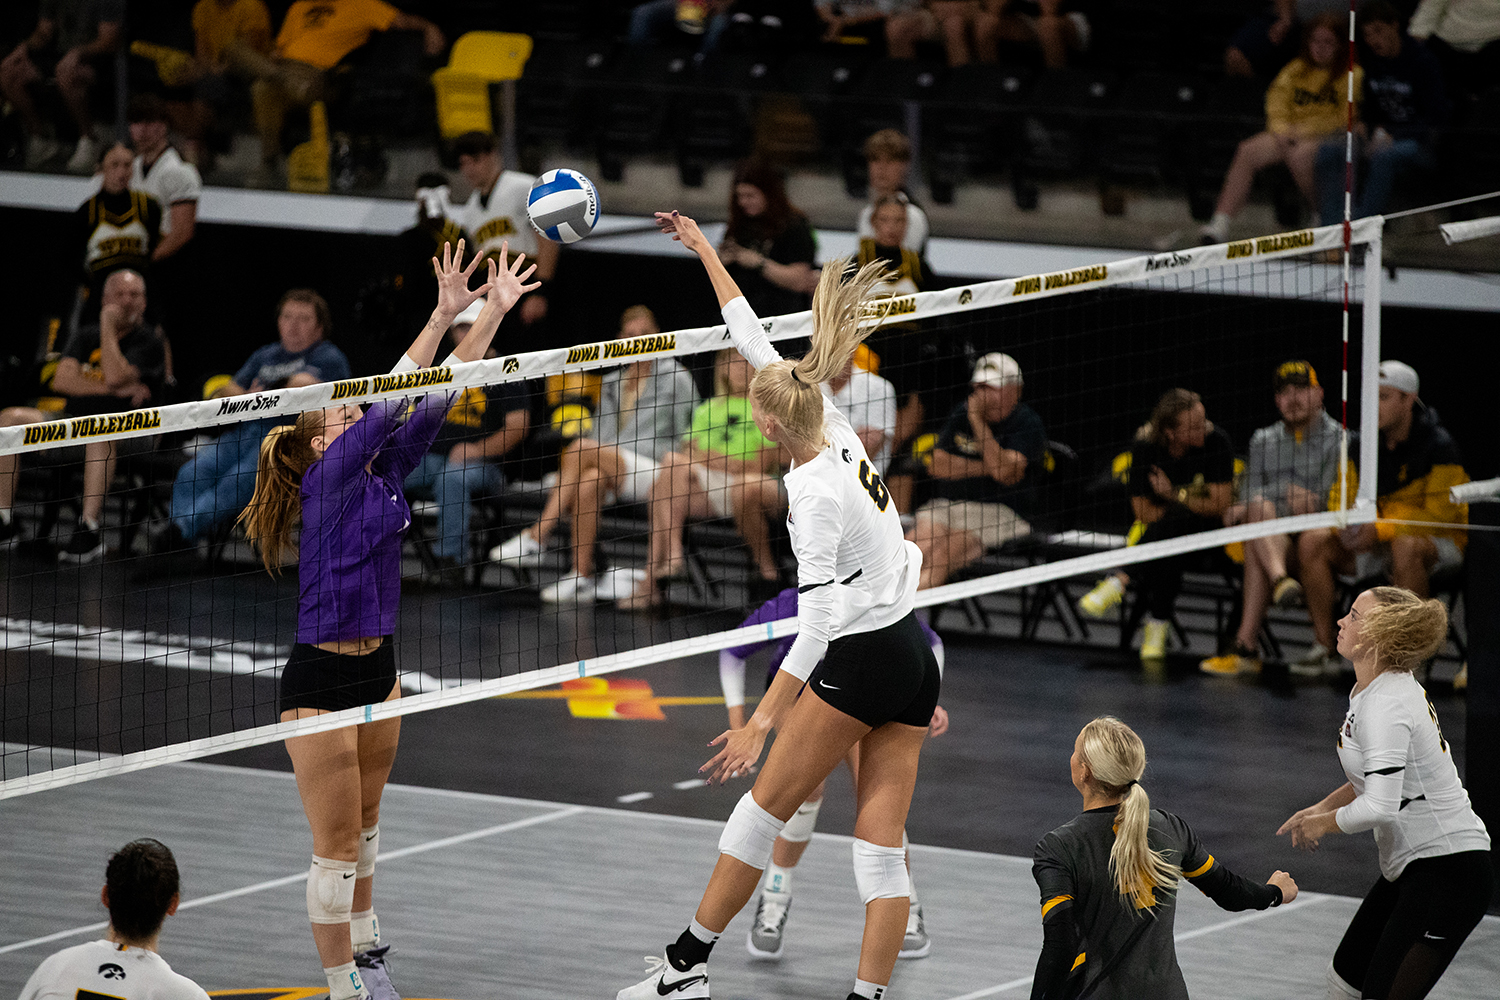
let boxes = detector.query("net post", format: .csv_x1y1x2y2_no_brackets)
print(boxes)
1358,220,1384,512
1337,0,1356,525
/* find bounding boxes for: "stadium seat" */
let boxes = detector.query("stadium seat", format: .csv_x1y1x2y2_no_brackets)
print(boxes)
1099,71,1205,190
432,31,534,140
594,47,694,180
1183,75,1265,221
834,57,945,195
925,63,1033,203
1013,68,1118,206
515,40,613,153
675,54,776,185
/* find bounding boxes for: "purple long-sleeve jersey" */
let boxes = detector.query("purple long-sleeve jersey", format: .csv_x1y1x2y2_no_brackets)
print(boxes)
729,587,940,681
296,392,451,644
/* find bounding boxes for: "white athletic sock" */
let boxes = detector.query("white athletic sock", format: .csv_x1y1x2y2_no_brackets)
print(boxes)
350,909,378,953
853,977,887,1000
1203,213,1232,241
80,517,99,532
763,863,794,896
687,918,720,946
0,508,11,525
324,960,367,1000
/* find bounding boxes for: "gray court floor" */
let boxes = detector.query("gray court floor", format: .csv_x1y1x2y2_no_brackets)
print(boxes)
2,762,1496,1000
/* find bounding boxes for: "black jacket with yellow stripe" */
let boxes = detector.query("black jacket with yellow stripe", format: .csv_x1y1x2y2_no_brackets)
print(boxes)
1333,406,1469,550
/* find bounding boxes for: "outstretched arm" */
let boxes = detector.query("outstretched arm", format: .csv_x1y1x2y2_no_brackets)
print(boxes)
449,244,542,364
401,239,494,371
657,209,783,371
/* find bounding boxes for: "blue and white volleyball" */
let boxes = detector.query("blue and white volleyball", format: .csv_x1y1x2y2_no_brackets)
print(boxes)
526,169,600,244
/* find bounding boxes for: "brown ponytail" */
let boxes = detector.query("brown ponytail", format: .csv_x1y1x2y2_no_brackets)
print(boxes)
1136,388,1202,444
1078,716,1182,910
749,257,893,452
237,410,324,573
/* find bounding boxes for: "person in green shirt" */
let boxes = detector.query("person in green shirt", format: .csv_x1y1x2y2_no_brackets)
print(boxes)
619,349,785,609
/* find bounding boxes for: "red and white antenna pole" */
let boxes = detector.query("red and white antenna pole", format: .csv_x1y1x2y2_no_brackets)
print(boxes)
1338,0,1356,519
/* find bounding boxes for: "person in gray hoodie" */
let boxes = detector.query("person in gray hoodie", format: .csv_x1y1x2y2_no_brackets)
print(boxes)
490,304,699,602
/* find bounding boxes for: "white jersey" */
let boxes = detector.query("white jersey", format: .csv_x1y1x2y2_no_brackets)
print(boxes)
831,367,897,475
856,199,930,253
132,148,201,236
19,940,210,1000
723,296,920,683
1334,669,1490,880
455,171,539,261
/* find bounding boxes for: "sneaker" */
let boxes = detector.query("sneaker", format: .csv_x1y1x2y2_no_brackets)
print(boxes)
1139,618,1168,661
1200,644,1261,676
354,945,400,1000
1289,643,1335,678
899,903,931,959
24,135,61,169
65,134,100,174
616,954,709,1000
1271,576,1304,608
1078,576,1125,618
149,521,192,556
540,572,597,603
489,530,544,567
58,525,105,563
746,891,789,960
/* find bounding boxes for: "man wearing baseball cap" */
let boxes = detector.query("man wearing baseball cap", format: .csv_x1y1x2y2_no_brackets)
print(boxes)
1202,360,1343,676
1294,359,1469,675
905,352,1047,590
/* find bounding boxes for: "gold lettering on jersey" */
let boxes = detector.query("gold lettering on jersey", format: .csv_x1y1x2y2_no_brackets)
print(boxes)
1226,240,1255,259
602,333,677,360
93,236,147,260
329,378,370,400
69,409,162,439
566,345,601,365
372,368,454,394
1043,265,1108,291
1255,230,1315,254
1012,276,1043,296
23,421,69,446
475,218,518,242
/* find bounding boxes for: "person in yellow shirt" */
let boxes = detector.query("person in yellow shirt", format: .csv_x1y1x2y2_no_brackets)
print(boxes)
1293,361,1469,676
1201,13,1362,243
245,0,445,182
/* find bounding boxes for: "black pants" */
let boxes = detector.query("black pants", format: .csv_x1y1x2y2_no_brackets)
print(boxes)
1132,513,1220,620
1332,850,1494,1000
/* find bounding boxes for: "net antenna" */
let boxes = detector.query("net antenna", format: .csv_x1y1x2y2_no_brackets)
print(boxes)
1339,0,1356,522
0,219,1386,799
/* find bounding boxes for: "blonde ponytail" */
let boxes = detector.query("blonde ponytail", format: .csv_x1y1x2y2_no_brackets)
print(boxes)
1078,716,1182,910
237,411,324,574
750,257,894,451
1360,586,1449,672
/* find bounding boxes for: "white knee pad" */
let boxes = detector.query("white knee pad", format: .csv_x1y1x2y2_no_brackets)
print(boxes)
1325,961,1361,1000
357,825,379,879
307,855,357,925
779,798,822,843
852,839,910,904
717,791,785,870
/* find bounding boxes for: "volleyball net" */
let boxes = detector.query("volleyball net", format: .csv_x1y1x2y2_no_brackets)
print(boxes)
0,217,1383,798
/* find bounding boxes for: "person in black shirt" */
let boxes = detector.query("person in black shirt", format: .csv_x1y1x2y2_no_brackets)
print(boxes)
717,161,819,318
907,352,1047,589
1077,389,1233,662
1316,2,1450,225
1032,715,1295,1000
0,269,167,559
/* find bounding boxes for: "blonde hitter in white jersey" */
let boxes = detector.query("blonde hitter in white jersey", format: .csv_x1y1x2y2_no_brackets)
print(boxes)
612,211,941,1000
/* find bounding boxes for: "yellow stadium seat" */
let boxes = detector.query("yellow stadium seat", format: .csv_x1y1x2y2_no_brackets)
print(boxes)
287,101,330,193
432,32,533,139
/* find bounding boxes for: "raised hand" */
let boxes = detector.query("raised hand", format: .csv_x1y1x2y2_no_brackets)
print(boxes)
432,239,494,321
655,210,714,257
483,241,542,315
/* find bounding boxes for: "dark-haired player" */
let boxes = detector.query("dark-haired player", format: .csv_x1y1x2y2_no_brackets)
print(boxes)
18,839,210,1000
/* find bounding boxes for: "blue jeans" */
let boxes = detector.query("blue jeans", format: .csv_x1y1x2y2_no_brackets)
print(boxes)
627,0,730,53
1317,136,1434,225
403,451,506,561
170,419,276,540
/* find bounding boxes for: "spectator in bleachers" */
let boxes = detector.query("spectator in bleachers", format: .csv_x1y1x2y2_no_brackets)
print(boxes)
617,349,785,610
1077,389,1233,663
154,289,349,555
815,0,928,53
403,297,538,583
1294,360,1468,676
1225,0,1348,79
0,270,167,562
73,142,162,331
1201,14,1362,243
925,1,1001,67
1408,0,1500,99
16,839,209,1000
1199,360,1342,677
1316,2,1449,225
128,95,202,264
627,0,734,52
0,0,124,172
906,352,1046,590
490,305,699,603
718,160,820,318
991,0,1093,70
856,128,930,253
451,131,558,339
178,0,274,168
244,0,445,184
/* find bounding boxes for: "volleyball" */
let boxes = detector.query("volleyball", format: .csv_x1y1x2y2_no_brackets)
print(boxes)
526,168,600,244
